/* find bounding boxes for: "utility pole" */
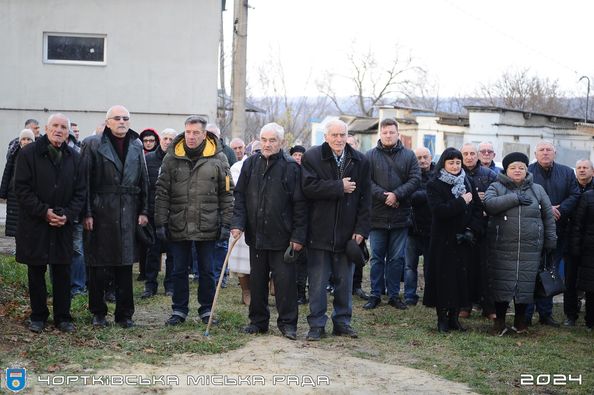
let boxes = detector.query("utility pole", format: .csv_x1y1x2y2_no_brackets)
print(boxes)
231,0,248,139
218,4,227,131
579,76,591,123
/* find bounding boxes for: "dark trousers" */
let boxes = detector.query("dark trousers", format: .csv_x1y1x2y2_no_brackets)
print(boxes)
495,301,527,319
296,253,308,297
88,265,134,322
249,248,298,330
145,239,173,294
352,264,363,290
170,240,216,319
27,264,72,324
585,292,594,328
307,248,353,328
563,256,579,320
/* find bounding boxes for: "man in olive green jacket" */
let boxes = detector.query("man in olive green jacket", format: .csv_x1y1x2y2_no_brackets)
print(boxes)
155,115,233,326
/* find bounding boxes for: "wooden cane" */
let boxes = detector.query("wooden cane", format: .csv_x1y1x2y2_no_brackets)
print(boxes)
204,235,240,337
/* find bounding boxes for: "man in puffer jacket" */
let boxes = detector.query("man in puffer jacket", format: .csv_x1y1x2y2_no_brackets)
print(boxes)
155,116,233,327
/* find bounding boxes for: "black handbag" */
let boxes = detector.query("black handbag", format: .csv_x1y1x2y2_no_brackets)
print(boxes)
534,250,565,298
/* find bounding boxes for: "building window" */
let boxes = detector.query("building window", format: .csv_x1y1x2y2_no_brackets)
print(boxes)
43,33,106,65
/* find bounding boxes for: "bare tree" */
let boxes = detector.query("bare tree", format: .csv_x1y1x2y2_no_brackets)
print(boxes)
244,50,332,147
477,68,568,114
317,46,425,117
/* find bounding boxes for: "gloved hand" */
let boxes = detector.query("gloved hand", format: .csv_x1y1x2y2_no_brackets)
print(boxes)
219,226,230,241
156,225,169,242
517,193,532,206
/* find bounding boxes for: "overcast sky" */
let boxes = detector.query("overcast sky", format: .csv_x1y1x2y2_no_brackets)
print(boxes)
223,0,593,98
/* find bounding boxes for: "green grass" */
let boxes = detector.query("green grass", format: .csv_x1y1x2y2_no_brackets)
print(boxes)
1,255,592,394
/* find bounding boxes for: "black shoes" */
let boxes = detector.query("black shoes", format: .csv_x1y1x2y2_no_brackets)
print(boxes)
201,316,219,325
332,324,358,338
388,297,408,310
363,296,381,310
563,318,576,327
117,319,134,328
242,324,268,334
165,315,185,326
539,316,561,327
28,320,45,333
136,274,146,281
56,322,75,333
448,309,466,332
92,315,108,328
353,288,370,300
279,326,297,340
140,289,156,299
306,327,326,341
437,308,449,333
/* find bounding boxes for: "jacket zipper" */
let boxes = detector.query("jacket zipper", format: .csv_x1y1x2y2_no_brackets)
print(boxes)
515,204,521,294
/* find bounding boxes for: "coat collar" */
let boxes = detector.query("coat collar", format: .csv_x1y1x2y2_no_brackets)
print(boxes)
34,134,71,157
320,141,357,161
98,127,141,172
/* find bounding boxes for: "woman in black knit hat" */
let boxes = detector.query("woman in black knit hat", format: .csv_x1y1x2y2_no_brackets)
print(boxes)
483,152,557,336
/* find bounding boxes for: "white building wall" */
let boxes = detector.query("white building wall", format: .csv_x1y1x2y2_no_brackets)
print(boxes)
0,0,220,167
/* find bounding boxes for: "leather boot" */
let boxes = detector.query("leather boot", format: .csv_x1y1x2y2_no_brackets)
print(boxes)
491,315,508,336
448,308,467,332
437,308,449,333
239,275,251,306
512,313,528,334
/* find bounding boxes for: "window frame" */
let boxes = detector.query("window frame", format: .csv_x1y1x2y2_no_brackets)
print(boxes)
43,32,107,66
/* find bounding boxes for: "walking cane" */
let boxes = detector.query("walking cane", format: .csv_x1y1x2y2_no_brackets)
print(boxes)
204,235,240,337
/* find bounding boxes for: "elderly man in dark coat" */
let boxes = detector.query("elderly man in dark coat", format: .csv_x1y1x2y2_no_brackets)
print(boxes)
82,105,149,328
231,123,307,340
301,119,371,341
15,113,86,333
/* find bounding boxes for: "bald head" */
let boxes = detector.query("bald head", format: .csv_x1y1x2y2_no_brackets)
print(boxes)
575,159,594,187
461,143,478,170
414,146,432,171
105,105,130,137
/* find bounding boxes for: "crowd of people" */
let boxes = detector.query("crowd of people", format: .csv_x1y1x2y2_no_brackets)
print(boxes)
3,108,593,339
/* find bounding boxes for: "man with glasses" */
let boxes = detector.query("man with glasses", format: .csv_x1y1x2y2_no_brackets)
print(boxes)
82,105,149,328
155,116,233,327
478,142,502,174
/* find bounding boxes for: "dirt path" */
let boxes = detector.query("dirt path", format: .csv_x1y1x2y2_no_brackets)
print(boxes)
85,336,475,394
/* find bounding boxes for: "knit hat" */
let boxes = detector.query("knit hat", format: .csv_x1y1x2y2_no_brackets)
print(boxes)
289,145,306,155
19,128,35,142
502,152,529,172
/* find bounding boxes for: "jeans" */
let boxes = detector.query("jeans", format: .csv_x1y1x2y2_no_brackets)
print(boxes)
404,234,430,303
307,248,353,329
369,228,408,300
526,237,566,321
213,239,229,283
170,240,216,319
70,223,86,295
145,239,173,294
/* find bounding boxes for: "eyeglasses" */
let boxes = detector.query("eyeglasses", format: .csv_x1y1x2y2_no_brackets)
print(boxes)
479,150,494,154
143,138,156,143
109,116,130,121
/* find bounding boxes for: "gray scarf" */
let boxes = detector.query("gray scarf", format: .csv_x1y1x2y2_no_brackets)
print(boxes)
438,168,467,198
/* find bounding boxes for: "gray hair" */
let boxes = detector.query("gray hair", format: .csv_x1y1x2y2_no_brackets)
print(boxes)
260,122,285,140
324,119,348,135
461,142,478,152
535,140,555,152
47,113,71,129
230,137,245,147
576,159,593,168
205,123,221,138
24,118,39,128
184,115,207,127
160,128,178,138
106,105,130,119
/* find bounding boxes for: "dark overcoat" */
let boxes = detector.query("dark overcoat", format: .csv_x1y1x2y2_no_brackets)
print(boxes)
569,189,594,292
14,134,86,265
0,145,20,237
423,174,483,308
82,128,149,266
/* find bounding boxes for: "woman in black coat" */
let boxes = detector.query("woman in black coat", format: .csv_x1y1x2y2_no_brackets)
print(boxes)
569,189,594,330
0,129,35,237
423,147,483,333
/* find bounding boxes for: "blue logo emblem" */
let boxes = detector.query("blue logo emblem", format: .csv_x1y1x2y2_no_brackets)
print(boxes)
5,368,27,392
